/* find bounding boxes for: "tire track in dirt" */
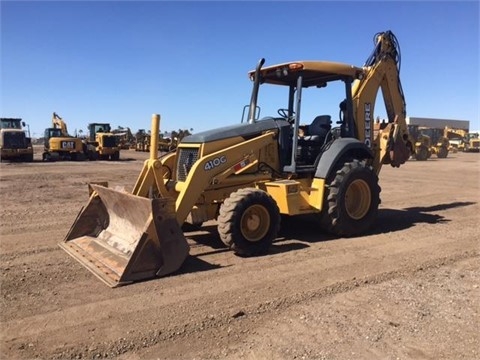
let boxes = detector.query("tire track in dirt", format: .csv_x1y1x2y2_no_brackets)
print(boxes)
1,151,478,360
4,250,476,360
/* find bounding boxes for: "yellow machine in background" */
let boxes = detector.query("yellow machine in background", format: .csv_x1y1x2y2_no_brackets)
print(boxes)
111,127,135,149
444,127,480,153
158,136,176,152
60,30,412,287
444,126,466,152
463,132,480,152
43,113,86,161
418,127,449,158
407,124,431,161
135,130,150,152
135,131,177,153
0,118,34,162
84,123,120,160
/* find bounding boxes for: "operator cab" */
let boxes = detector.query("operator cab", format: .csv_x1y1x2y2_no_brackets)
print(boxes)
88,123,112,142
246,60,364,173
44,128,63,140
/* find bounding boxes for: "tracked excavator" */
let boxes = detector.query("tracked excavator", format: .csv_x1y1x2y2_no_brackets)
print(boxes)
43,112,87,161
60,30,411,287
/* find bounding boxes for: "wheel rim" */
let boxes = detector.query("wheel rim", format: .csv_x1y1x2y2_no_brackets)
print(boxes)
240,204,270,242
345,179,371,220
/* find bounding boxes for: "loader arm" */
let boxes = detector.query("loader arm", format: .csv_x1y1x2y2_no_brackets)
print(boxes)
351,31,410,174
129,115,278,225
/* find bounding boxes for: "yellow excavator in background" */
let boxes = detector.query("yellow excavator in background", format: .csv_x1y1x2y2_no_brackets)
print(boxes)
60,30,411,287
43,112,87,161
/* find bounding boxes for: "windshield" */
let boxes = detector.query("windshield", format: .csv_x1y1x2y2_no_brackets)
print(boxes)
92,124,111,133
0,119,22,130
249,80,346,126
46,128,63,138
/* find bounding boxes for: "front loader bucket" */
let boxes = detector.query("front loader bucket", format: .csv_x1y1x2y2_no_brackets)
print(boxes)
59,184,189,287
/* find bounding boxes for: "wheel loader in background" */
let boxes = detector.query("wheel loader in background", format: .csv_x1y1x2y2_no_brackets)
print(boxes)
407,124,449,160
60,30,412,287
84,123,120,160
419,127,449,158
43,112,87,161
463,132,480,152
0,118,34,162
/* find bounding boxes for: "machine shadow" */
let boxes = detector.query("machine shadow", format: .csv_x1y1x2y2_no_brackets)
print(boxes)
172,201,475,277
370,201,475,235
185,201,475,259
174,256,225,276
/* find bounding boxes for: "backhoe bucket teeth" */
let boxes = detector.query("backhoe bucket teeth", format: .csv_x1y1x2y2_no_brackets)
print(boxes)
59,184,189,287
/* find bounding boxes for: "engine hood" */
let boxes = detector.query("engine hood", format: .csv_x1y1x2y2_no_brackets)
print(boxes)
181,118,290,144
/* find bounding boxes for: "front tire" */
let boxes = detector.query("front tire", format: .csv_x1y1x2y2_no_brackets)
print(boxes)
415,146,429,161
111,151,120,160
436,146,448,158
218,188,280,256
320,160,380,237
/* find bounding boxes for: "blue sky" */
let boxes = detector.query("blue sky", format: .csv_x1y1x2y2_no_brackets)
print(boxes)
1,1,479,137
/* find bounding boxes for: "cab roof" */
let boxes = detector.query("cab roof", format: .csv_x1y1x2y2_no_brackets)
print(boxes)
248,60,364,87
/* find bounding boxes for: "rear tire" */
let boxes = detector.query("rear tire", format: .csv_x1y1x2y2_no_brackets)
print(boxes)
320,160,380,237
218,188,280,256
23,154,34,162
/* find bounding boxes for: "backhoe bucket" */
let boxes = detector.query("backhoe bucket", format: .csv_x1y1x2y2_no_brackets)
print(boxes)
59,184,189,287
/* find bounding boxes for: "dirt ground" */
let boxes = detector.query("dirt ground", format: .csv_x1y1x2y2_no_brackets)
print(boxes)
0,146,479,360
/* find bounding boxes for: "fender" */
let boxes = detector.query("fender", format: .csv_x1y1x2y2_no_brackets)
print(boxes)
314,138,373,180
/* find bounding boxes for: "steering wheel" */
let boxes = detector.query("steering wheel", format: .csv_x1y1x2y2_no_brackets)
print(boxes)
277,108,296,123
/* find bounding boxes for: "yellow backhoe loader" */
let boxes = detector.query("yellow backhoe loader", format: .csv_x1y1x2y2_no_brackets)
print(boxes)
43,112,87,161
60,30,411,287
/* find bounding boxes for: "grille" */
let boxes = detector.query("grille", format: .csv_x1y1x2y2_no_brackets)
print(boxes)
3,132,26,149
102,136,117,148
176,148,199,182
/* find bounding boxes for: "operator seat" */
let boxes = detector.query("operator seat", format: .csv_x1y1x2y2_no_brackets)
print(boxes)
302,115,332,142
296,115,332,167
